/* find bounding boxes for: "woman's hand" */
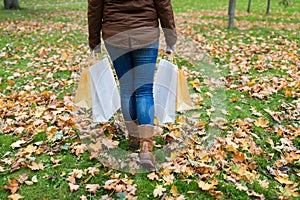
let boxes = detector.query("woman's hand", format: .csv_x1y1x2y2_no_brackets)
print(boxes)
166,44,176,54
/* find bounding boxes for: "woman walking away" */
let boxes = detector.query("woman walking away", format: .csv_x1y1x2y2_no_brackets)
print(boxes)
88,0,177,170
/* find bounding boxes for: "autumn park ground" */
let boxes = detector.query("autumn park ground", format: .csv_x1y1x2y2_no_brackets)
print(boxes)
0,0,299,199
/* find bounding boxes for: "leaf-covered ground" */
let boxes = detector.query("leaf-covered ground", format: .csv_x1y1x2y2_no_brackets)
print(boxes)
0,0,299,199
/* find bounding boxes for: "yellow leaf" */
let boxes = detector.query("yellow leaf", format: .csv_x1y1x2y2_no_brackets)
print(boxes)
197,180,215,191
254,117,269,128
275,176,294,185
198,121,208,126
8,194,24,200
22,144,37,155
230,97,238,102
170,185,179,197
62,51,68,60
285,89,293,98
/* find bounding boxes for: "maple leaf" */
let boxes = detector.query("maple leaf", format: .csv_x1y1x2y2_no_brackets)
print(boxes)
80,195,88,200
8,193,24,200
197,180,216,191
50,157,62,168
163,174,175,185
275,176,294,185
153,184,166,197
69,169,84,179
69,183,80,192
17,174,28,184
102,138,119,149
87,167,99,176
66,176,76,184
254,117,269,128
170,185,180,197
22,144,37,155
104,179,118,190
72,143,88,158
232,151,246,163
28,161,45,171
126,184,137,195
10,140,26,149
3,178,19,194
147,172,159,180
86,184,100,194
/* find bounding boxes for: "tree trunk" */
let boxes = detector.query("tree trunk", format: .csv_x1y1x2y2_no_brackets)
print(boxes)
266,0,271,14
228,0,236,29
4,0,20,10
247,0,251,13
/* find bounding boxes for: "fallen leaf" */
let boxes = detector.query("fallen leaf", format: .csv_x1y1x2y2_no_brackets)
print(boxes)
28,161,45,171
10,140,26,149
147,172,159,180
86,184,100,194
32,175,38,183
170,185,179,197
275,176,294,185
3,178,19,194
8,193,24,200
254,117,269,128
69,183,80,192
153,184,166,197
17,174,28,184
102,138,119,149
197,180,215,191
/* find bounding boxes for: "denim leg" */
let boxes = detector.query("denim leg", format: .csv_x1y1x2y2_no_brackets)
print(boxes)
105,44,137,121
132,42,159,125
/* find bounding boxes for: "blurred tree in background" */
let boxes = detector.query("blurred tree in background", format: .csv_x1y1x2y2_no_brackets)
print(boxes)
4,0,20,9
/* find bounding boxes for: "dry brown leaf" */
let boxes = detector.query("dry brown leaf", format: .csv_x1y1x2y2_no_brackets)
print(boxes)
69,183,80,192
197,180,215,191
17,174,28,184
28,161,45,171
153,184,166,197
275,176,294,185
147,172,159,180
170,185,180,197
8,193,24,200
102,138,119,149
254,117,269,128
86,184,100,194
3,178,19,194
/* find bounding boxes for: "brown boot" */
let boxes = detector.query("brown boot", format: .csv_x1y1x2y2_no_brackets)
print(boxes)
138,125,156,170
125,120,139,150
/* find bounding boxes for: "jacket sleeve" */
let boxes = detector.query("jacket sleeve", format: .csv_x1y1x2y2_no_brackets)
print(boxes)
154,0,177,47
88,0,104,50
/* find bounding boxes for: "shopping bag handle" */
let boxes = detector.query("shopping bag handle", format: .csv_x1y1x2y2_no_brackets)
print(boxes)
91,43,107,61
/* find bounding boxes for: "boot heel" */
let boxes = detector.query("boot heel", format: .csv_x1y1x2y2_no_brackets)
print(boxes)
138,125,156,170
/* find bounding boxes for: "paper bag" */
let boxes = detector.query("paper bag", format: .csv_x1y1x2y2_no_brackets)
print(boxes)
154,59,178,123
176,69,193,111
89,57,121,122
74,67,92,109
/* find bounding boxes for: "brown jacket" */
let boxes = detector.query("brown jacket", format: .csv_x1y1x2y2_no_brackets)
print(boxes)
88,0,177,49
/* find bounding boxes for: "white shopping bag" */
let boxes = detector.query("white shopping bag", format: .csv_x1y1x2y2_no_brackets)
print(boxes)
154,59,178,123
89,57,121,122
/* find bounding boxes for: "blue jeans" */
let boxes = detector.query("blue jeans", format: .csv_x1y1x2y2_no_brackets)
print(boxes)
105,42,159,125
